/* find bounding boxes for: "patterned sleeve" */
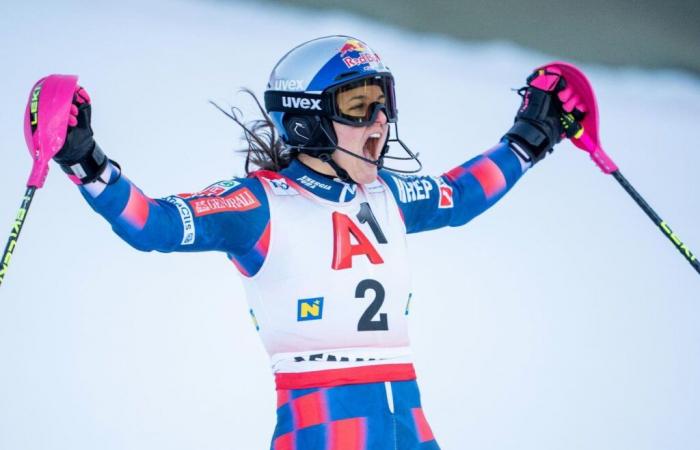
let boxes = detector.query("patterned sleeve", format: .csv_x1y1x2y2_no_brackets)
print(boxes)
378,141,529,233
78,163,270,266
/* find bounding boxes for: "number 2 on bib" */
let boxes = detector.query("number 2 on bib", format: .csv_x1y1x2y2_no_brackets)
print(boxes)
356,279,388,331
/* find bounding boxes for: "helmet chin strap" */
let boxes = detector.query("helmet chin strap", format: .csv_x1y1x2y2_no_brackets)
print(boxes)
312,129,388,184
317,152,354,183
295,121,422,184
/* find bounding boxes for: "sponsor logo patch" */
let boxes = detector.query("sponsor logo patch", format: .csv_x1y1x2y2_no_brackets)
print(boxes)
264,177,299,196
190,188,260,216
293,353,383,362
178,180,241,199
297,297,324,321
272,79,305,91
338,39,382,69
342,52,381,69
281,96,322,110
296,175,332,191
391,175,433,203
29,84,42,130
434,177,454,209
339,39,367,56
338,182,357,202
165,196,196,245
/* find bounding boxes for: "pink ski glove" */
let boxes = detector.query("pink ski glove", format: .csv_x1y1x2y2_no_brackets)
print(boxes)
527,67,587,139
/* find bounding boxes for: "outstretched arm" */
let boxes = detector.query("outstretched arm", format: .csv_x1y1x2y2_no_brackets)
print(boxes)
380,67,584,234
53,86,270,264
78,165,269,255
379,141,527,233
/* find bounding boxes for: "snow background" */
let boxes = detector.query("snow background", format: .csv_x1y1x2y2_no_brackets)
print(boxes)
1,0,698,449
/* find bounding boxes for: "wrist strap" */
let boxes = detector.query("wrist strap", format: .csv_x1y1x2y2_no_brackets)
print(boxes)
59,142,108,184
504,121,550,163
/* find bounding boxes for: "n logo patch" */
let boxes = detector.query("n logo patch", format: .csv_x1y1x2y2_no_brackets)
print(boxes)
297,297,324,321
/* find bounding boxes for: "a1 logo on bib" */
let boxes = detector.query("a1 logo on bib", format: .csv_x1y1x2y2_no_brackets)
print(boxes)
331,211,384,270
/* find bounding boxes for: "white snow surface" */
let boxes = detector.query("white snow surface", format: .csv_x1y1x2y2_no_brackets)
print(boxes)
1,0,699,449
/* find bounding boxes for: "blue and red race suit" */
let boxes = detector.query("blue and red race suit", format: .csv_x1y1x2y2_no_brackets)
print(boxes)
76,140,528,449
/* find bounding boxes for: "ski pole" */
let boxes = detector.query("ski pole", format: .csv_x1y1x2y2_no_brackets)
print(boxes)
542,62,699,275
0,74,78,288
0,189,36,287
610,170,698,273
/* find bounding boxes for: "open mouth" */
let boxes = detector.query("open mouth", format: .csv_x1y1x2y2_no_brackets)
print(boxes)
363,132,383,162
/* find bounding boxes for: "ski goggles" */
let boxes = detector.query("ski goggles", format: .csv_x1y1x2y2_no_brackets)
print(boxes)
265,74,398,127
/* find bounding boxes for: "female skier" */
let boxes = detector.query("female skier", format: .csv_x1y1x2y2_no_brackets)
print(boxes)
52,36,583,449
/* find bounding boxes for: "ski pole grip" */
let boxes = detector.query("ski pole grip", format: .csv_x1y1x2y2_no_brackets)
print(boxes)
23,74,79,188
577,133,618,174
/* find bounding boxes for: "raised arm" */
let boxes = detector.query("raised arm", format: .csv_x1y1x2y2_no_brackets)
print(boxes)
52,86,270,268
379,141,526,233
78,166,269,256
379,67,584,234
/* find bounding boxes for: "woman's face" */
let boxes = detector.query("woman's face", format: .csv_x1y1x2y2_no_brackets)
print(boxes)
331,84,389,184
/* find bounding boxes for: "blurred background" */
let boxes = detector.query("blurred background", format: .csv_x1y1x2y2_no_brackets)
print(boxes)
260,0,700,73
1,1,698,449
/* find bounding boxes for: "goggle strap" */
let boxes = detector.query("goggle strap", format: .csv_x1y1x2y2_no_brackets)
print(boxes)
264,91,329,115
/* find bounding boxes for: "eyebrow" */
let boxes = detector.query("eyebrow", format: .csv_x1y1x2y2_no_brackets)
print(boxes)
347,93,386,102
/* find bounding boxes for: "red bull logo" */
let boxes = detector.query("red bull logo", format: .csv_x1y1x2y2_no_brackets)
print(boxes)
339,39,381,69
339,39,366,56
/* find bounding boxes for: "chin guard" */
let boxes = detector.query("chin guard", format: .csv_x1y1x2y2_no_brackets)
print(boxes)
293,122,422,182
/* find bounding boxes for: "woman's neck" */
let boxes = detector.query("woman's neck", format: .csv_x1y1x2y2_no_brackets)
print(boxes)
297,153,337,178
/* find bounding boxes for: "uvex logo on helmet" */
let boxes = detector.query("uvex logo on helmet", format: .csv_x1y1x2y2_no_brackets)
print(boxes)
272,79,305,91
282,96,322,110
